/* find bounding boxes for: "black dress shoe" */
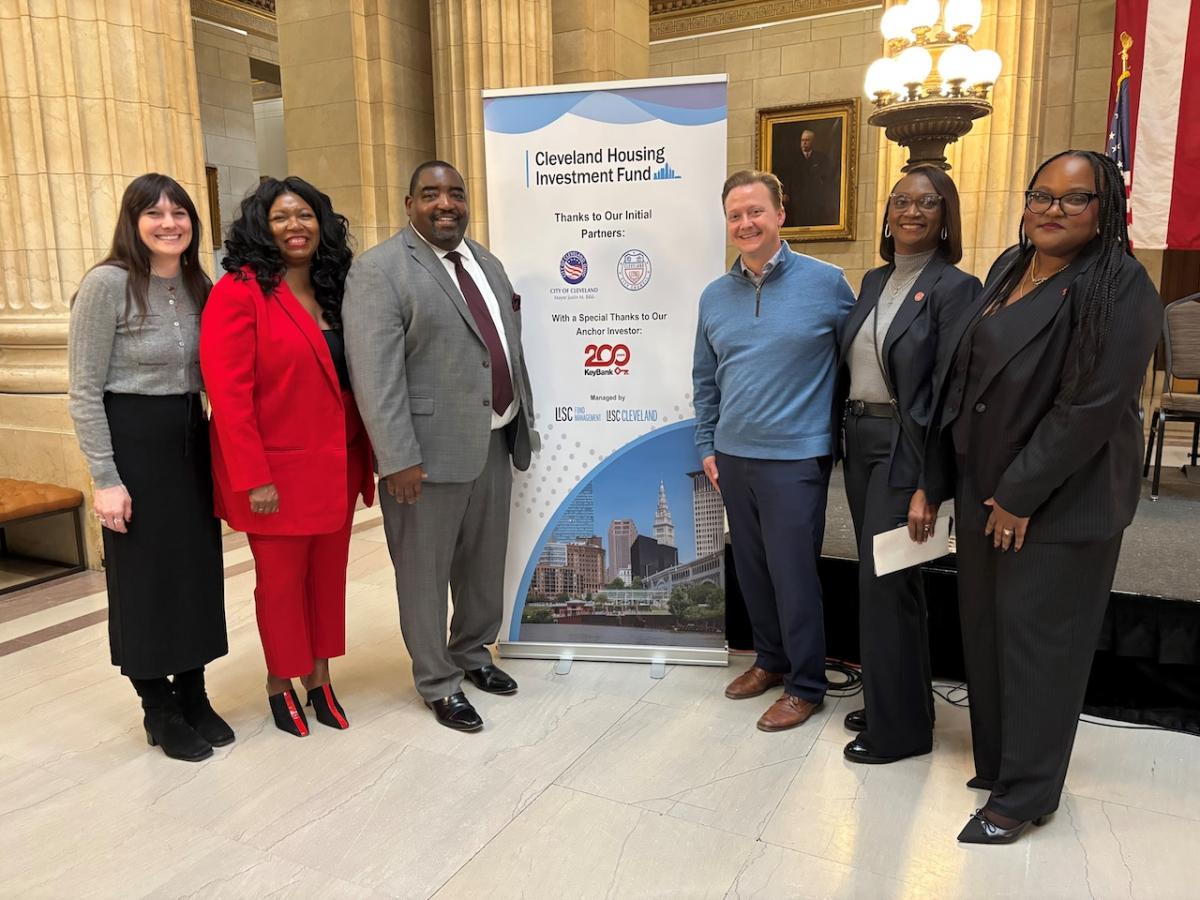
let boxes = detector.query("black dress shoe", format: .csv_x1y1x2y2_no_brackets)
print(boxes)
427,691,484,732
956,809,1047,845
464,665,518,695
843,708,866,733
966,775,996,790
843,737,929,765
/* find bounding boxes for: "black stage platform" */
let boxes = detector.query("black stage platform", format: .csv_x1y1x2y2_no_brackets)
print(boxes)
725,466,1200,733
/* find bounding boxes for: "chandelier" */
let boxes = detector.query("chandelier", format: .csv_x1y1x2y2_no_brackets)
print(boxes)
864,0,1004,171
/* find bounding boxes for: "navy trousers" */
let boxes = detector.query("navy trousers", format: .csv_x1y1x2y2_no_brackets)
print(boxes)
717,452,831,703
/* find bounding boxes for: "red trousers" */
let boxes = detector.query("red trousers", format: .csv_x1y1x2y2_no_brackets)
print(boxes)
247,401,367,678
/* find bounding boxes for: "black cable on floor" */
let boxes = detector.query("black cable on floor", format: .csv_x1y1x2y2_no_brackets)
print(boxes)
824,658,863,697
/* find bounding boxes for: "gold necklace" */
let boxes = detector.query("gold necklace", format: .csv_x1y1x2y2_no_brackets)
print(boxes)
1030,255,1068,285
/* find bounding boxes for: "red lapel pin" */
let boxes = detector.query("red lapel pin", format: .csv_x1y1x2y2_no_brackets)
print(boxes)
914,291,925,302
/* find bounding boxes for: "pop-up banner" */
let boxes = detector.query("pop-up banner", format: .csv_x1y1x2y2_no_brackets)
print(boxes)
482,75,729,665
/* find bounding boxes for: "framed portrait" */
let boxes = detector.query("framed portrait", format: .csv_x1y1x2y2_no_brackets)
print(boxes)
756,99,859,243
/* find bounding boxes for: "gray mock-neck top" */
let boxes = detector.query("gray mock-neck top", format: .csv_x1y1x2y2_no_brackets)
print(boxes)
67,264,204,488
848,248,937,403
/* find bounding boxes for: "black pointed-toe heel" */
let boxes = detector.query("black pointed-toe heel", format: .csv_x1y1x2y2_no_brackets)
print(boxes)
306,683,349,730
956,809,1048,845
269,688,310,737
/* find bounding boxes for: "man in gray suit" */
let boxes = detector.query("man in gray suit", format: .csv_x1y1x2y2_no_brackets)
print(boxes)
343,160,535,731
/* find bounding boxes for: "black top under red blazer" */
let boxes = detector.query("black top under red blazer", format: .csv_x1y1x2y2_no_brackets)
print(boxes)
832,256,982,488
924,242,1162,543
201,269,375,536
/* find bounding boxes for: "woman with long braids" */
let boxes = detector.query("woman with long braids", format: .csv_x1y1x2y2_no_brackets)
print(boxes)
924,150,1161,844
201,177,374,736
68,174,231,762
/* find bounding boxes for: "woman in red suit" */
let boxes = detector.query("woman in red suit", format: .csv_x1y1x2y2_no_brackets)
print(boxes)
201,177,374,736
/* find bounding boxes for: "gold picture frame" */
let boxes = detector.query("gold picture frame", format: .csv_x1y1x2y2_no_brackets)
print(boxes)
756,99,859,243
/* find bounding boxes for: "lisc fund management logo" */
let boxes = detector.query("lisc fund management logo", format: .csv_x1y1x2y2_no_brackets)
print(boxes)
617,249,651,291
559,250,588,284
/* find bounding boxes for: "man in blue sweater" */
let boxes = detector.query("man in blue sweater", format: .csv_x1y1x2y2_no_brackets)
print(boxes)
693,170,855,731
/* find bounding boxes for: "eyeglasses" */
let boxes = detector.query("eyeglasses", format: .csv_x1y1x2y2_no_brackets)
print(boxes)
1024,190,1099,216
889,193,942,212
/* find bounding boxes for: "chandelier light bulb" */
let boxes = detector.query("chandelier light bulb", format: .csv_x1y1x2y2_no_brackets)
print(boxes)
880,4,914,41
896,45,934,87
938,43,977,84
969,48,1003,86
865,57,901,100
905,0,942,31
944,0,983,34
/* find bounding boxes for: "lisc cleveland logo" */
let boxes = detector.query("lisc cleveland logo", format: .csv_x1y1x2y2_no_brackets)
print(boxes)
583,343,630,376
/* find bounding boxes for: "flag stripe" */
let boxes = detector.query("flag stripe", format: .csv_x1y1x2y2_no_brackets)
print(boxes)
1128,0,1191,248
1166,7,1200,249
1109,0,1148,164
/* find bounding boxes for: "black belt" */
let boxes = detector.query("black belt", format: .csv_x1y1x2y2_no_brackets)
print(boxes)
845,399,894,418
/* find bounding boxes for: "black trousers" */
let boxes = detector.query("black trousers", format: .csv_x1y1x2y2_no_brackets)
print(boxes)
956,471,1122,820
718,452,831,703
843,414,933,756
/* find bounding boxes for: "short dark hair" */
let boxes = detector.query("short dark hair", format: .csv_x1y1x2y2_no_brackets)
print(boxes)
879,166,964,265
408,160,463,198
721,170,784,210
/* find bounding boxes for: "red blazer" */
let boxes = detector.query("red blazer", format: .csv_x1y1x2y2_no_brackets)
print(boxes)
200,269,374,535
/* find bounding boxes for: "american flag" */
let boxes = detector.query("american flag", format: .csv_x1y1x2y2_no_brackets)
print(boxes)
1108,0,1200,250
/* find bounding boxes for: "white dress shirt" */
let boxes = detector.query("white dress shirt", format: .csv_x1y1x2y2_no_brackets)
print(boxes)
414,228,519,429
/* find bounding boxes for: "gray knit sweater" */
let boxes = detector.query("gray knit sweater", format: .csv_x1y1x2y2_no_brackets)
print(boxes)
67,265,204,489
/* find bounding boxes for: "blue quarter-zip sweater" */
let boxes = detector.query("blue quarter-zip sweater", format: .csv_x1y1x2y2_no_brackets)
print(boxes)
692,243,855,461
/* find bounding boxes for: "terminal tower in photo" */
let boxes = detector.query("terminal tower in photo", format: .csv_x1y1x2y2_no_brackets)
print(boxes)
654,480,676,549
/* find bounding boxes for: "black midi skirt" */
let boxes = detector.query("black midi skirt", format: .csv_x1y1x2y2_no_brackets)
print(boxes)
102,393,227,678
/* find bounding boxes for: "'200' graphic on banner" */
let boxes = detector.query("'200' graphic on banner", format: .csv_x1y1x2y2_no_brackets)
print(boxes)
583,343,631,375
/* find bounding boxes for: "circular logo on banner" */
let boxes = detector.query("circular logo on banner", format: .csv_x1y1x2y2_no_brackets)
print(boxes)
559,250,588,284
617,249,652,291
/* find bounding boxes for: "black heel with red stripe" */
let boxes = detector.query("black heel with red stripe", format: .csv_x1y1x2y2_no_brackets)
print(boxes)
306,683,349,730
269,688,310,737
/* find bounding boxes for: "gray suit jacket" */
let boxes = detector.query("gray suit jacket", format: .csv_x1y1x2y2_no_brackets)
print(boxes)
343,224,535,483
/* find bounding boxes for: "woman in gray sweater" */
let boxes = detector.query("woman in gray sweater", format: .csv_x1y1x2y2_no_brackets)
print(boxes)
68,174,231,762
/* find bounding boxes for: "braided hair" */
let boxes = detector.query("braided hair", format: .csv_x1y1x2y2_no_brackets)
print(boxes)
1008,150,1133,400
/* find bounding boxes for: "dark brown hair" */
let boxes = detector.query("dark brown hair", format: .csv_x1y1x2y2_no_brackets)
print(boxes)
721,170,784,210
879,166,964,265
78,173,211,322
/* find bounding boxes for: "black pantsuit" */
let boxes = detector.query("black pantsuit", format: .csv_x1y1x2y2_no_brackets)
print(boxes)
833,257,981,755
843,413,934,756
925,242,1162,821
718,452,831,703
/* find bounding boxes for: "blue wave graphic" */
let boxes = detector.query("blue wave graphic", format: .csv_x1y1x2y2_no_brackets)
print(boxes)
509,419,697,640
485,84,726,134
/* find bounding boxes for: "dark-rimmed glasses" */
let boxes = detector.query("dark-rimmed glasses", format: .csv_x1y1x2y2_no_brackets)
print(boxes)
889,193,942,212
1024,190,1099,216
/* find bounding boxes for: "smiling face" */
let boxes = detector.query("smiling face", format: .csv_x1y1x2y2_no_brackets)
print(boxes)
1023,154,1100,260
137,194,193,266
268,192,320,268
724,181,785,264
887,171,943,255
406,165,469,250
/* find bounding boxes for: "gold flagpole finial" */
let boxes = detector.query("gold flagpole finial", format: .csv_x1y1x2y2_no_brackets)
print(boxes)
1119,32,1133,80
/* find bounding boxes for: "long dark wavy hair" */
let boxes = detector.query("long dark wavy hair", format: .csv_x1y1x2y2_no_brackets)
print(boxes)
77,173,211,321
996,150,1132,399
222,176,353,329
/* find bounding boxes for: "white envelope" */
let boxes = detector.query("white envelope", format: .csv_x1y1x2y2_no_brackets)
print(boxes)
872,514,953,577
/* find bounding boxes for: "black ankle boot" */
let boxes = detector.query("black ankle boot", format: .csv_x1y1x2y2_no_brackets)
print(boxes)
130,677,213,762
173,668,235,747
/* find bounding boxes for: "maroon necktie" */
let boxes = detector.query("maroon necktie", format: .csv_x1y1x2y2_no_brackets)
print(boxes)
444,250,514,416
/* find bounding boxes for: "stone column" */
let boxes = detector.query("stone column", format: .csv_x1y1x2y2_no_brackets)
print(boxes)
552,0,650,84
0,1,210,566
276,0,436,251
875,0,1051,278
430,0,553,242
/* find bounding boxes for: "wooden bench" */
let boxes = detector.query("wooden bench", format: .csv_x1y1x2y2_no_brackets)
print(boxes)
0,478,87,596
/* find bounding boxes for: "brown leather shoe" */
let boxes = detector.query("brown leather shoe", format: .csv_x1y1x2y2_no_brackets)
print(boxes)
724,666,784,699
756,694,824,732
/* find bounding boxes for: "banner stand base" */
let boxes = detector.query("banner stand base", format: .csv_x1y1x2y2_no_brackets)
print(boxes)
649,657,667,679
498,641,728,668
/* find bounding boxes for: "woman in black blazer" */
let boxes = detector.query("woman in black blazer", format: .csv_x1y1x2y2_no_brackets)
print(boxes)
833,166,981,764
925,150,1161,844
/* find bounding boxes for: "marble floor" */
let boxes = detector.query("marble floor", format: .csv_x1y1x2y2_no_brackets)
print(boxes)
2,506,1196,899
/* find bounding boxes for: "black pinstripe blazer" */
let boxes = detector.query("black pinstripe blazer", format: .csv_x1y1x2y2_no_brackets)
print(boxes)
924,241,1162,543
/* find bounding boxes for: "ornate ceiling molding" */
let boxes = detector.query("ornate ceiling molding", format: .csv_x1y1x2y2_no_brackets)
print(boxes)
650,0,877,41
191,0,277,40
